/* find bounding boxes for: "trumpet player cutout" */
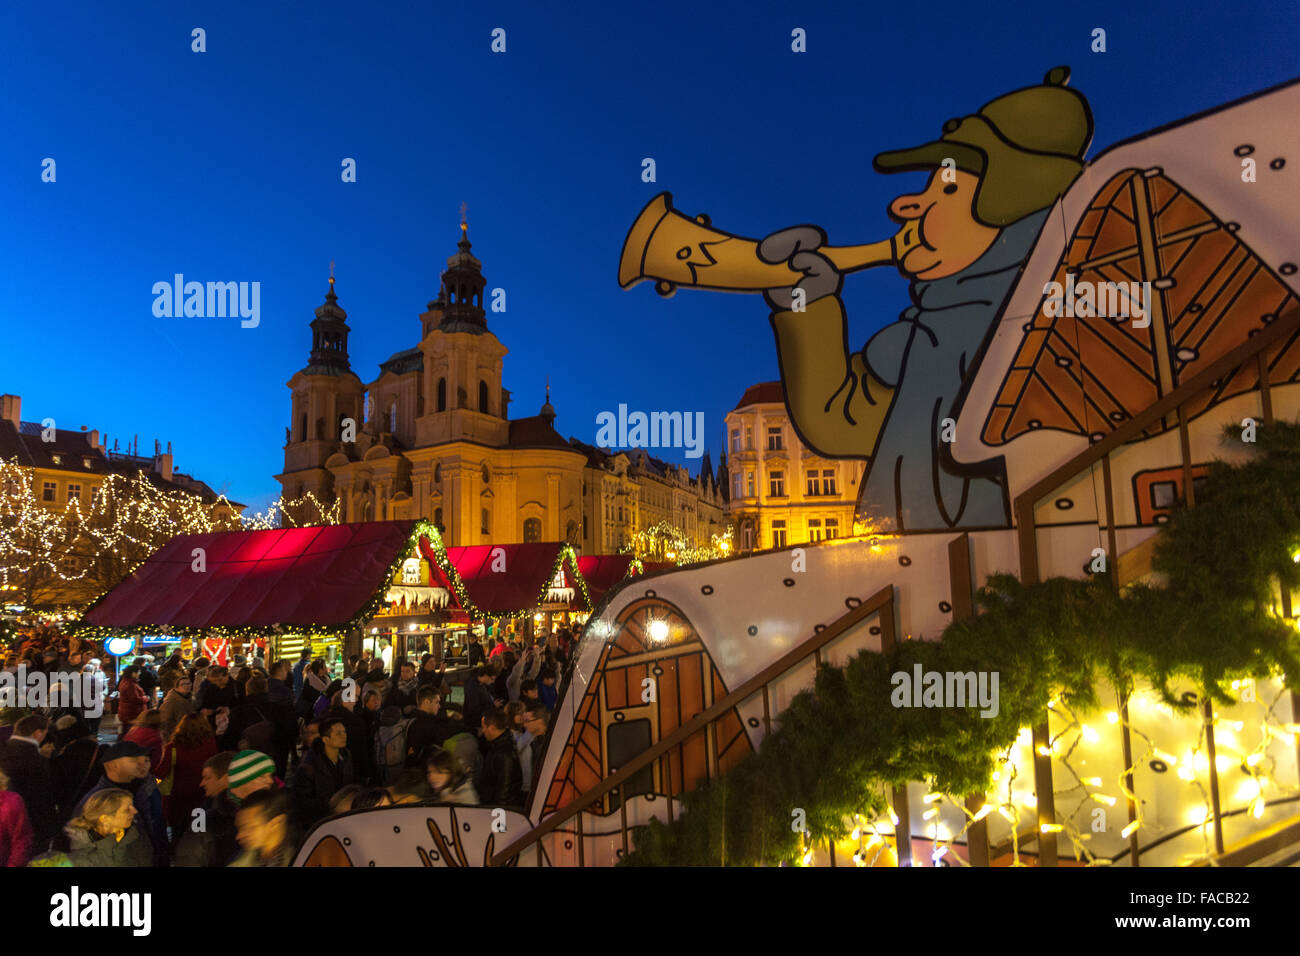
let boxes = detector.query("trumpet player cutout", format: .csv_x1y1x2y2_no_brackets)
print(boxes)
621,67,1094,532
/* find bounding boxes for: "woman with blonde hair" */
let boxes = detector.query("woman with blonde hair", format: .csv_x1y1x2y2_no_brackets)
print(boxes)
64,788,152,866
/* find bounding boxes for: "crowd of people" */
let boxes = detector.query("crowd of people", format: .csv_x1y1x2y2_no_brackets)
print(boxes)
0,624,579,867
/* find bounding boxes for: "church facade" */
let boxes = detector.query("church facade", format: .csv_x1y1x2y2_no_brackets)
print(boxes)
274,225,726,552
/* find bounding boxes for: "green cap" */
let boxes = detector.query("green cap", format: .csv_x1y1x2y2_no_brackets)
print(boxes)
227,750,275,790
873,66,1093,227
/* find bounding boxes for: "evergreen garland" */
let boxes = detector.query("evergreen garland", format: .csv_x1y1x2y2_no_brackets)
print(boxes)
622,421,1300,866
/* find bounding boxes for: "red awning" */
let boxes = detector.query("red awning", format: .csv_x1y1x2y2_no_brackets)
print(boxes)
576,554,638,605
82,521,418,632
445,543,585,614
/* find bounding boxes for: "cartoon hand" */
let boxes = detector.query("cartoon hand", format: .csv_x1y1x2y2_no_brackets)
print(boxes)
758,227,841,311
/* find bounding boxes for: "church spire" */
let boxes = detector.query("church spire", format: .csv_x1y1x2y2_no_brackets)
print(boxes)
438,207,488,334
302,263,352,375
539,379,556,425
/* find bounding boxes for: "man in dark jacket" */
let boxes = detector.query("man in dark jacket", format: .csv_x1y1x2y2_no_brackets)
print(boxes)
133,656,159,707
522,703,550,797
266,660,295,709
405,688,462,768
290,649,312,701
322,698,372,784
289,718,355,828
475,709,523,809
0,714,58,851
74,739,169,866
195,666,238,718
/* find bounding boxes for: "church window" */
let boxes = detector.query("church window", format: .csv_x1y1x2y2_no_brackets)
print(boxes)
437,378,447,413
388,402,397,433
523,517,541,542
482,508,491,535
479,380,489,413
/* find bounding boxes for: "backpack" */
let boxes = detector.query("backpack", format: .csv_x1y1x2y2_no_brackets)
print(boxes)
375,718,413,783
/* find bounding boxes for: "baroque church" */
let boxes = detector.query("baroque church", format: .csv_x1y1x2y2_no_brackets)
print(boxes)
274,223,728,551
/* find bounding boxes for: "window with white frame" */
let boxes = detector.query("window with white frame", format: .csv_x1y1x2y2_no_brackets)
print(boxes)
807,518,822,542
771,519,787,548
825,517,839,540
768,470,785,497
67,484,81,503
767,425,783,451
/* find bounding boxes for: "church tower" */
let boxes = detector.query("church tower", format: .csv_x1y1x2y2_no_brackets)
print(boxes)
275,270,366,504
415,216,509,447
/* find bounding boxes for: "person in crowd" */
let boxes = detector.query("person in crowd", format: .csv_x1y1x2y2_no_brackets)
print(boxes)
521,703,550,797
405,688,461,769
298,659,330,720
493,653,517,703
226,750,278,806
360,688,384,746
518,678,541,708
0,714,57,852
463,665,496,733
313,678,342,720
114,665,149,735
328,784,362,815
63,787,153,867
229,676,296,776
159,674,196,741
291,648,313,700
537,666,559,711
189,656,211,688
389,661,419,713
505,700,527,734
82,659,107,733
296,719,321,769
74,740,167,866
388,769,432,805
416,654,448,693
122,709,165,775
195,665,238,721
351,787,392,810
133,656,160,707
0,766,34,867
267,660,294,709
467,636,485,668
323,690,372,784
508,645,544,702
487,637,507,660
510,703,535,801
49,716,102,815
228,656,249,706
425,749,478,805
157,653,184,699
156,713,218,836
230,788,295,867
476,708,523,809
173,751,240,867
290,717,355,827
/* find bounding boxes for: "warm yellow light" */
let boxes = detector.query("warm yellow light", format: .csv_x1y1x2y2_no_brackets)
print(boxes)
1093,794,1117,807
1246,753,1262,767
923,792,943,804
1186,806,1208,826
1020,793,1038,808
1251,799,1266,819
886,805,899,827
922,807,939,821
1176,766,1196,782
1040,823,1063,834
1081,725,1099,744
1155,749,1178,766
971,804,993,823
647,619,669,643
998,806,1017,823
1121,820,1140,839
1082,777,1102,787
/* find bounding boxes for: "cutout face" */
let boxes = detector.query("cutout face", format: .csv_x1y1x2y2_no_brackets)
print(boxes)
888,169,999,280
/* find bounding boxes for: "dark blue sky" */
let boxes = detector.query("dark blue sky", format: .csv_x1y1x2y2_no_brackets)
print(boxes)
2,0,1296,513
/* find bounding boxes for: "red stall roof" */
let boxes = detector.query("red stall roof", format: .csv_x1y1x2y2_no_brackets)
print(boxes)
443,542,587,614
81,521,418,632
576,554,638,604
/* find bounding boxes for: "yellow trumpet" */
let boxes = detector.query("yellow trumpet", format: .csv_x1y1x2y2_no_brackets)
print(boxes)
619,191,911,297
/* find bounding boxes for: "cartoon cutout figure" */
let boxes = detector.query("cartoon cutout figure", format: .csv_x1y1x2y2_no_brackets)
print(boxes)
621,67,1093,532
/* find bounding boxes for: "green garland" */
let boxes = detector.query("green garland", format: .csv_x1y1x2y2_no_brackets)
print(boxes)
622,421,1300,866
